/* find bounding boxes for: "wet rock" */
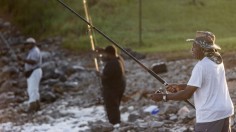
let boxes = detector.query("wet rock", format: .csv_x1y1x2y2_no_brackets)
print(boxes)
136,120,148,128
149,121,164,128
128,112,140,122
89,121,114,132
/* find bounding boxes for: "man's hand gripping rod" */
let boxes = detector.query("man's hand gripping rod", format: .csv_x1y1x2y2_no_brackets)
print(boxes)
57,0,195,109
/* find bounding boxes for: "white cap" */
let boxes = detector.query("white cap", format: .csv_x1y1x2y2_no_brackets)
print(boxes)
25,37,36,44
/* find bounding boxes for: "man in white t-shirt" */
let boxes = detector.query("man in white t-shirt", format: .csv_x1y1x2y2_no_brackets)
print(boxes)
150,31,234,132
18,37,42,113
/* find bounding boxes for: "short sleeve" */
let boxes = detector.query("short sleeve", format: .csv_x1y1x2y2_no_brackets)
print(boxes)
28,48,40,62
31,52,40,62
187,64,203,88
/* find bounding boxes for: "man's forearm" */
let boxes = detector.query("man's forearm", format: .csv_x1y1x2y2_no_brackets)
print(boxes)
24,59,37,65
167,89,192,101
178,84,187,90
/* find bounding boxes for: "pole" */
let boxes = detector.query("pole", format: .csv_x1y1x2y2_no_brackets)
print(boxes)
57,0,195,109
57,0,166,85
82,0,99,72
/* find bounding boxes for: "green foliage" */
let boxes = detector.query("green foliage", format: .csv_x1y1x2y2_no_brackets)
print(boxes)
0,0,236,54
0,0,58,37
62,34,90,52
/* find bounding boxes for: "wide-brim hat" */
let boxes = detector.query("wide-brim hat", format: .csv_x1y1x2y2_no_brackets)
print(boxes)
24,37,36,44
186,31,221,50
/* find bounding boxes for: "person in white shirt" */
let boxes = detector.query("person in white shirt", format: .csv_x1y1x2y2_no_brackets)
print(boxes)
18,37,42,113
150,31,234,132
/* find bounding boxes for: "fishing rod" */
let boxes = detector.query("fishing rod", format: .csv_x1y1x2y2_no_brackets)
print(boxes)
57,0,195,109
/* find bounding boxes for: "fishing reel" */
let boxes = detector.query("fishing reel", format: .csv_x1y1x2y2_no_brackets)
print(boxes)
154,87,167,94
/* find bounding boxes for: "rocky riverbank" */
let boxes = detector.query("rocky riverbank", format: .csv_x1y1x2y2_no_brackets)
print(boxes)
1,18,236,132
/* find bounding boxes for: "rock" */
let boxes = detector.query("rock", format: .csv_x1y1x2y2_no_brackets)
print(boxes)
161,103,179,115
187,109,196,119
121,48,146,60
0,66,19,79
177,106,190,119
0,92,15,109
135,120,148,128
89,121,114,132
172,126,188,132
169,114,178,121
151,62,168,74
0,81,13,93
41,51,52,61
149,121,164,128
0,17,236,132
40,91,57,103
128,112,140,122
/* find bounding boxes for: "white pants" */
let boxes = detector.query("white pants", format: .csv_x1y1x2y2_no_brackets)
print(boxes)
27,68,42,103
